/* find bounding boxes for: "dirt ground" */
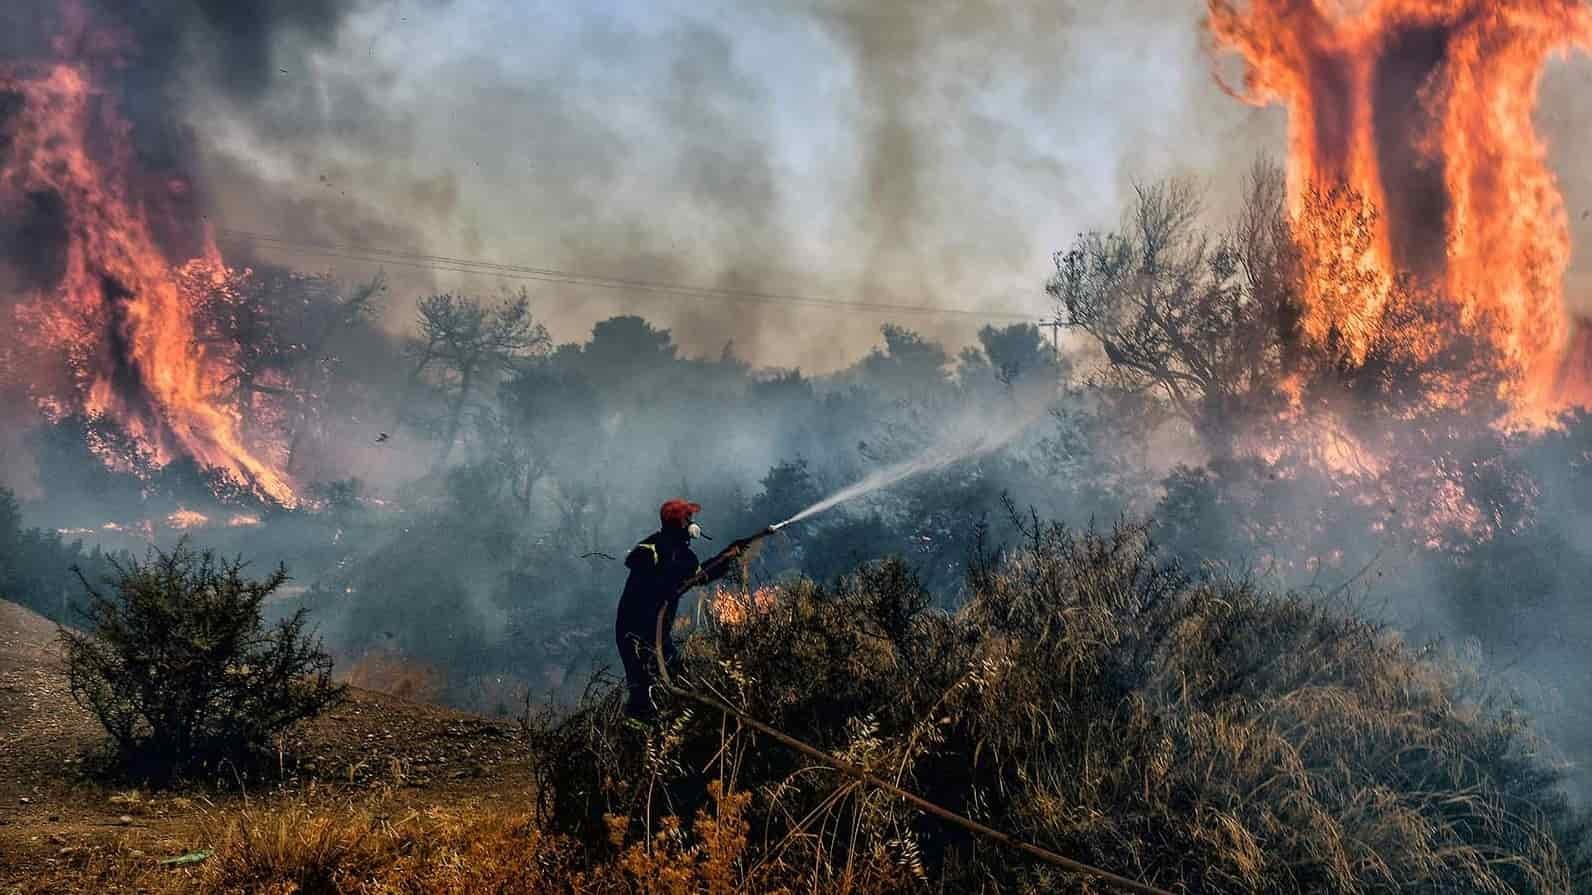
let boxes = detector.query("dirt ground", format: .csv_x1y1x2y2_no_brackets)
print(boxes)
0,599,536,893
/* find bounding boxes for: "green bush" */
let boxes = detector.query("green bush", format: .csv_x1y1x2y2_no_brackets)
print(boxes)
61,541,344,778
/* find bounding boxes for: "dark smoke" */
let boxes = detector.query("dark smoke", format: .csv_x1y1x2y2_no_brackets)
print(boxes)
4,0,357,177
181,0,1267,370
0,1,355,93
1370,24,1452,280
1,0,435,269
0,187,68,296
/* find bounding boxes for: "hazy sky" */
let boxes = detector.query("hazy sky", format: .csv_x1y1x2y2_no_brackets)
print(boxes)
196,0,1284,370
173,0,1592,371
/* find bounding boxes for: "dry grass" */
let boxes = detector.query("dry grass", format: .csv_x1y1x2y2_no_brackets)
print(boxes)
338,648,448,705
23,780,872,895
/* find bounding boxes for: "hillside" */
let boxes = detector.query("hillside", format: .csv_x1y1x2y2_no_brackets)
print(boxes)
0,598,529,893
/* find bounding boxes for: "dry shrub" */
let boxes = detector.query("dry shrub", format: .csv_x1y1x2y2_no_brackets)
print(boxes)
531,520,1591,893
959,523,1588,892
42,521,1587,893
600,781,761,895
186,802,576,894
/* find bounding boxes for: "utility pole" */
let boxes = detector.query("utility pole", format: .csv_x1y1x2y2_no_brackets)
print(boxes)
1041,316,1064,364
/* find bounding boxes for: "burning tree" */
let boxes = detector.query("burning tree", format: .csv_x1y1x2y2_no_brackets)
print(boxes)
1206,0,1592,416
1050,160,1509,465
189,267,386,474
1050,162,1542,611
1041,0,1592,587
1,55,296,505
184,264,295,438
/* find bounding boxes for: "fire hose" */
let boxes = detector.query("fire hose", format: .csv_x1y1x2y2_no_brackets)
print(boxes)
650,530,1174,895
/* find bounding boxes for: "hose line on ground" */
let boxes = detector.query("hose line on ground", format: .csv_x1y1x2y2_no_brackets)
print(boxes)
652,601,1174,895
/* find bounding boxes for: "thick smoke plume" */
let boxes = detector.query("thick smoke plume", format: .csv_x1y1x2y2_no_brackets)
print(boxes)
176,0,1268,369
1,0,1288,386
0,0,382,250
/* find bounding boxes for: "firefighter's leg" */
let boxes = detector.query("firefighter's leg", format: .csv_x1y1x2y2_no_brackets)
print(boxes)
617,632,656,720
658,600,684,680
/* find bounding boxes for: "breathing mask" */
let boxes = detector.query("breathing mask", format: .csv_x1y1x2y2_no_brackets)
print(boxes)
687,521,709,540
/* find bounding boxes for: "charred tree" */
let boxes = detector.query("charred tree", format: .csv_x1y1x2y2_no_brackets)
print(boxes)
407,290,549,472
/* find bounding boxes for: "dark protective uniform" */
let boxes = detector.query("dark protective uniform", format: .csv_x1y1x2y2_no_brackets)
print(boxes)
615,527,705,719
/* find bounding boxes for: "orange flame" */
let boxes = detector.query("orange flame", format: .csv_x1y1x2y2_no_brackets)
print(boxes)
1,61,296,504
166,508,211,530
1208,0,1592,416
710,586,778,627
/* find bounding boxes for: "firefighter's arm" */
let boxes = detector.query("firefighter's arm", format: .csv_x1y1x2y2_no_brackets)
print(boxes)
698,555,732,584
674,558,727,598
697,538,753,584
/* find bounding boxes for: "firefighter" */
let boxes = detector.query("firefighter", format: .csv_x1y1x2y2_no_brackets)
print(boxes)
616,498,740,722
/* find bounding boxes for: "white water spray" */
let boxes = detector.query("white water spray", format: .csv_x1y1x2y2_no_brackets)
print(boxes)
770,397,1049,532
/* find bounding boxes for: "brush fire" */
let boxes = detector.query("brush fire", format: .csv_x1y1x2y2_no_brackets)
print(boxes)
8,1,1592,893
707,585,779,627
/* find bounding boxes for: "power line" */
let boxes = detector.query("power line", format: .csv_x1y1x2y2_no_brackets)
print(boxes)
216,228,1043,322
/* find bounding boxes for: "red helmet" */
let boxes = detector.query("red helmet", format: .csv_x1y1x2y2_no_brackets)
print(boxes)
660,498,702,529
